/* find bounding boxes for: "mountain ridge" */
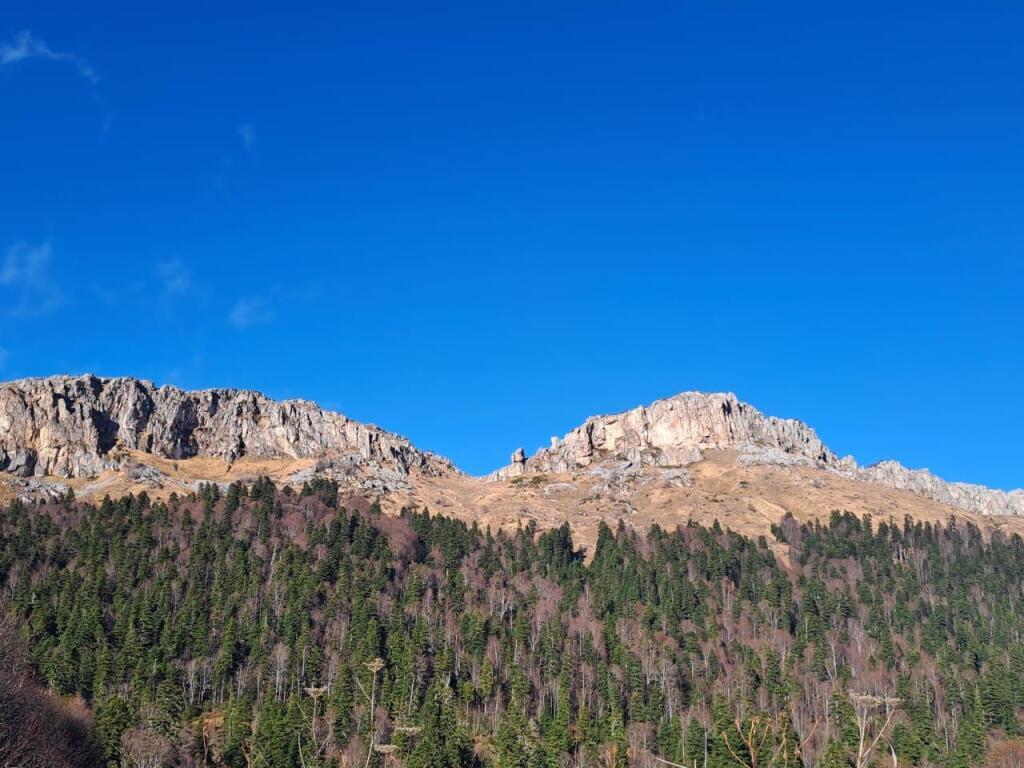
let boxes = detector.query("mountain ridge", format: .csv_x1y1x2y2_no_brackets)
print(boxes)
1,373,1021,518
488,391,850,477
0,374,456,480
490,390,1024,516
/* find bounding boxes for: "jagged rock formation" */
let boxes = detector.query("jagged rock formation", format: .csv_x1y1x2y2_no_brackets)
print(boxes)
489,392,847,479
487,391,1023,518
0,375,456,479
2,376,1022,520
503,448,527,477
858,461,1024,516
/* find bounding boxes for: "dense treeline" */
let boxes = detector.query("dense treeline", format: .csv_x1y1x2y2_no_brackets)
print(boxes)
2,479,1024,767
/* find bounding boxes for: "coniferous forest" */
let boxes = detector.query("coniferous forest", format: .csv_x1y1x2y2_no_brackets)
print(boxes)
2,479,1024,767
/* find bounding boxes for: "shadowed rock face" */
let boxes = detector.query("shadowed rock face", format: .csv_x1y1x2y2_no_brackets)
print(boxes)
0,375,457,479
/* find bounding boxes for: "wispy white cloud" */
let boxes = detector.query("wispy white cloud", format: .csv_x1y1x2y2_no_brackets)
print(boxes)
228,297,274,329
0,30,97,84
1,241,63,315
237,123,255,152
156,257,192,297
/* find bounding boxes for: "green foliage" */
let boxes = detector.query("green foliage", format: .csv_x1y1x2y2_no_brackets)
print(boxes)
94,694,132,766
408,681,472,768
3,490,1024,767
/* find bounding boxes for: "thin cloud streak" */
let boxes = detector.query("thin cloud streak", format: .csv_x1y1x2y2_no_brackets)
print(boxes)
156,258,192,297
0,30,97,84
1,241,64,316
228,297,274,329
237,123,255,152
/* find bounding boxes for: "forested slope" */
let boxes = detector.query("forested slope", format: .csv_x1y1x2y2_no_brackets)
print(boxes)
2,480,1024,767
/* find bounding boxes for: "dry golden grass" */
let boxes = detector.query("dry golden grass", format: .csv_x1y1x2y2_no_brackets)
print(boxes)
4,449,1022,562
386,451,1024,557
0,451,319,504
129,451,319,482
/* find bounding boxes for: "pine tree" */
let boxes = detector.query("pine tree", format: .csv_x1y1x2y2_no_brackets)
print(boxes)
222,697,253,768
408,681,470,768
817,738,851,768
576,697,599,765
94,694,132,767
545,673,572,765
496,695,545,768
951,690,987,768
657,716,684,764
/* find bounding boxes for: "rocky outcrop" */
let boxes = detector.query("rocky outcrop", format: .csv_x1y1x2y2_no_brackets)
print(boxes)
4,377,1022,520
858,461,1024,516
487,390,1023,518
489,392,843,479
488,448,535,481
0,375,456,479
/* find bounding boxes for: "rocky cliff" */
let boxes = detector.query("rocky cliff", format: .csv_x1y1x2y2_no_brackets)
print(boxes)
2,376,1021,520
857,461,1024,516
488,391,1023,518
489,391,849,479
0,375,456,479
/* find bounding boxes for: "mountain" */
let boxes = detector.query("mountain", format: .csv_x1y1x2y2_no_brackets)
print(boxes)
487,391,848,477
6,375,1024,767
859,460,1024,516
488,390,1024,517
0,374,456,479
1,374,1022,524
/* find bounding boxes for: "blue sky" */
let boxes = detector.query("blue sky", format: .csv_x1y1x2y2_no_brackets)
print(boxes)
0,2,1021,485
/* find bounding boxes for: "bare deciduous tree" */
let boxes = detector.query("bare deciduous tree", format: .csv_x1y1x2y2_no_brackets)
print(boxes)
989,740,1024,768
849,692,901,768
120,725,174,768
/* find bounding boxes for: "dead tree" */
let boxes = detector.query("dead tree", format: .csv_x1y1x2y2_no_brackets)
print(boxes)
849,692,901,768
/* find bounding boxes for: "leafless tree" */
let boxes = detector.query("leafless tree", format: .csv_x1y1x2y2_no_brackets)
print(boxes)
0,612,97,768
849,692,901,768
298,685,333,768
358,658,385,768
989,740,1024,768
120,725,175,768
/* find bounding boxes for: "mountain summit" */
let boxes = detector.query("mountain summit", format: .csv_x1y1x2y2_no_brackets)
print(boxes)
489,391,850,478
489,390,1024,517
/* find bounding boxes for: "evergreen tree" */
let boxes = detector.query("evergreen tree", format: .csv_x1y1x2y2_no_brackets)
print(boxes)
951,690,987,768
94,694,132,767
408,681,471,768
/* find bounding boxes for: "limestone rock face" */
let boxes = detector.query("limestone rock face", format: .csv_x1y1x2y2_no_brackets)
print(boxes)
486,391,1023,518
491,392,838,477
858,461,1024,516
489,448,528,481
0,375,456,479
4,376,1023,520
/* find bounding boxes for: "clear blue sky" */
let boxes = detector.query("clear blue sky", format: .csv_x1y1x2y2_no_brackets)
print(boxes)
1,2,1021,486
